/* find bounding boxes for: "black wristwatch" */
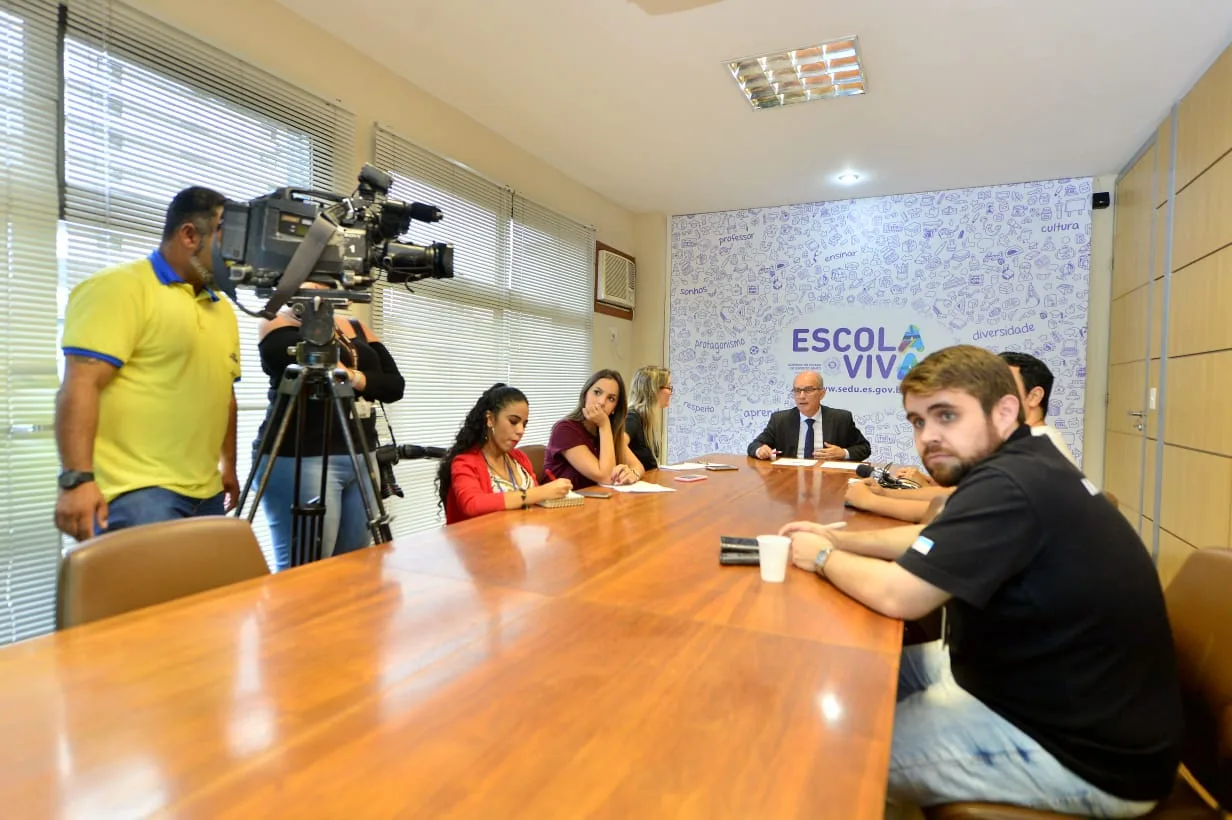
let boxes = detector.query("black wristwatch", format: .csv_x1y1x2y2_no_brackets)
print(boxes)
58,469,95,491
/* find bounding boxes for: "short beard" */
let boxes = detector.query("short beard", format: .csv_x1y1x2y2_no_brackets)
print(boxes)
927,457,978,487
189,255,215,288
923,421,1001,487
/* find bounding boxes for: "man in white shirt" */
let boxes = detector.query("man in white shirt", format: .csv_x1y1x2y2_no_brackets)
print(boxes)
999,352,1078,468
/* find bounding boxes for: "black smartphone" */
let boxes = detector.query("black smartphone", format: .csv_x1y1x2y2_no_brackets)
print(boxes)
719,552,760,566
575,488,612,499
719,535,759,550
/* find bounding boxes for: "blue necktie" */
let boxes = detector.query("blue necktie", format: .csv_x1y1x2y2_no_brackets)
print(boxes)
803,418,815,458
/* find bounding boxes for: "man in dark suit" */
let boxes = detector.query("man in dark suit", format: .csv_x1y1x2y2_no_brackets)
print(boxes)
747,371,871,462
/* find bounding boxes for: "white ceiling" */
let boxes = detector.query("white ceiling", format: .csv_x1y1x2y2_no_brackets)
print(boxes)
280,0,1232,216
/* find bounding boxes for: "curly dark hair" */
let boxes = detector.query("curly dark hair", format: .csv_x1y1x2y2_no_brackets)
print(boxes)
436,383,529,511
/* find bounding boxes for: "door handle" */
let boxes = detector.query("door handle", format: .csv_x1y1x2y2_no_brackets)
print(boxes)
1126,410,1146,432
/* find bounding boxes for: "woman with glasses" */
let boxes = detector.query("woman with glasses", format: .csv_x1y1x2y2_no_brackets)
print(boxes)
626,365,672,471
545,369,644,489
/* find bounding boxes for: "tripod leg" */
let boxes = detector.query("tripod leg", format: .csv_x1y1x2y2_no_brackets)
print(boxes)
328,378,393,545
237,367,305,523
289,384,326,568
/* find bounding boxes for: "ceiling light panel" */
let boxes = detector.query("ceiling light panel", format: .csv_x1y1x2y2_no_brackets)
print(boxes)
726,37,866,110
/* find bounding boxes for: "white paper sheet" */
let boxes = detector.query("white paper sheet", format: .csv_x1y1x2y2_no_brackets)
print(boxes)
769,458,817,467
821,461,862,471
600,481,677,493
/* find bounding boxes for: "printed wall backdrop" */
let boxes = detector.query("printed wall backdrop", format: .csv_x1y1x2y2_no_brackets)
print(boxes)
668,177,1092,467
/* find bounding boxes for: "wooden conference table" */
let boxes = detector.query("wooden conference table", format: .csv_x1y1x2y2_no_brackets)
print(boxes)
0,455,903,818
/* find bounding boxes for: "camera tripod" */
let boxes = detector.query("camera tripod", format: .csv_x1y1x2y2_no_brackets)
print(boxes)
235,292,392,567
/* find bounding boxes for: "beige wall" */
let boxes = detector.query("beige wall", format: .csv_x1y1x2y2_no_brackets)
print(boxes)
126,0,649,375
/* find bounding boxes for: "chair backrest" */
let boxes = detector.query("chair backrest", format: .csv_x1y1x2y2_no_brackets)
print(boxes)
519,444,547,484
1165,548,1232,807
57,516,271,629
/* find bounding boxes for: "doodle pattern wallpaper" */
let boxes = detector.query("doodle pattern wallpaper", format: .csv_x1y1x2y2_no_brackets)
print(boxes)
668,177,1093,467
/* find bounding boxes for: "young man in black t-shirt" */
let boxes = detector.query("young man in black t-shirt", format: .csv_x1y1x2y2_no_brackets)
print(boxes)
781,345,1183,816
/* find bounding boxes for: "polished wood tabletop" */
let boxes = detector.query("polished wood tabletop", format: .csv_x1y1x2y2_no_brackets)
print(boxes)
0,456,903,819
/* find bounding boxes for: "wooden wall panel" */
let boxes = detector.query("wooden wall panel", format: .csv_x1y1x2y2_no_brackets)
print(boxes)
1163,350,1232,455
1173,151,1232,270
1159,445,1232,549
1157,528,1198,588
1107,361,1147,437
1155,118,1173,209
1109,284,1150,365
1150,277,1164,360
1153,204,1168,279
1176,43,1232,192
1147,358,1160,440
1108,428,1153,517
1168,245,1232,357
1112,149,1155,299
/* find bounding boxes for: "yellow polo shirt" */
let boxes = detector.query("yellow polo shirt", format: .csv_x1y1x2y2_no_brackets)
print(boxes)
62,251,241,501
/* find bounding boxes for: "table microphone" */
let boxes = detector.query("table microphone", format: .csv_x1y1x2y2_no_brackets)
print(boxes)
855,462,920,489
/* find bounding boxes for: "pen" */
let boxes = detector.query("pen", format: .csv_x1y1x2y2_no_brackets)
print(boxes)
544,468,556,481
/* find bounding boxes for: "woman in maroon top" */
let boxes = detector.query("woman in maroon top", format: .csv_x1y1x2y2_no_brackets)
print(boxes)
544,369,644,490
437,383,574,524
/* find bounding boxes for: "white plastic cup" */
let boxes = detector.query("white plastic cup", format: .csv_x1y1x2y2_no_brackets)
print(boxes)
756,535,791,583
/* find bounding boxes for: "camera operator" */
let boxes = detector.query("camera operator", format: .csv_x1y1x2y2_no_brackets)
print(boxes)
255,283,404,571
55,187,241,540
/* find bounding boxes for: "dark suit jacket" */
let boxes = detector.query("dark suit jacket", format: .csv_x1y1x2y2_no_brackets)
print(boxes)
746,406,871,461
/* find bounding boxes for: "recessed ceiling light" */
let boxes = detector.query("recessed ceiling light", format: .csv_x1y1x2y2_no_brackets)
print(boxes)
836,171,862,184
726,37,866,111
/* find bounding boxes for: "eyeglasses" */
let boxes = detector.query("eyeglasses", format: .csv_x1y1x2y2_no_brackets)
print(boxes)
791,386,822,396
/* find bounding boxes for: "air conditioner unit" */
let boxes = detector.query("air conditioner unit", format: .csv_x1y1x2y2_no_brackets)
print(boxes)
597,250,636,310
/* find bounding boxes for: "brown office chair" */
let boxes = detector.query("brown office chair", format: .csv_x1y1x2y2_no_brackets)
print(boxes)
519,444,547,484
57,516,271,629
925,548,1232,819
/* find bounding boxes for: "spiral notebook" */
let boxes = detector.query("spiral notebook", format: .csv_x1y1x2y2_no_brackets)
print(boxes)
537,491,585,508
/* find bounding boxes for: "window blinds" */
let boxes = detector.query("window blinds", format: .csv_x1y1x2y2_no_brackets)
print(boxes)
0,0,64,644
372,126,594,537
57,0,354,575
0,0,355,645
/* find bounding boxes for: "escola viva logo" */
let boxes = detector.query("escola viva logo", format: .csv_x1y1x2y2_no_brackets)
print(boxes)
792,324,926,380
896,324,925,378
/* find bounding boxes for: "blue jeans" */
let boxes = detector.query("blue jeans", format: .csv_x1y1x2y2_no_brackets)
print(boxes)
256,454,375,571
887,641,1158,818
102,487,225,534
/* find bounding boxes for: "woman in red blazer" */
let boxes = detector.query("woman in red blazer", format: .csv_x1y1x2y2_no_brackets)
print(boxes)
437,383,574,524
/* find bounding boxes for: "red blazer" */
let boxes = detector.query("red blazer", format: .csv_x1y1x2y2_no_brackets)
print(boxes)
446,448,540,525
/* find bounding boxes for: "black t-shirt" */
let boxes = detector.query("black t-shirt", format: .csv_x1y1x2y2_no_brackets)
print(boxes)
625,411,658,471
255,323,404,457
897,426,1183,801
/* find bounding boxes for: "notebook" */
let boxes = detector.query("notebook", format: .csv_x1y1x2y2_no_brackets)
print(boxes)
537,491,585,508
